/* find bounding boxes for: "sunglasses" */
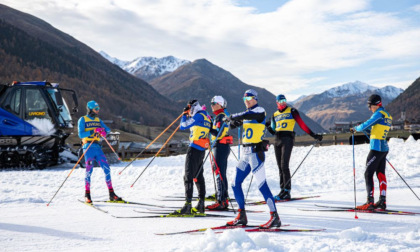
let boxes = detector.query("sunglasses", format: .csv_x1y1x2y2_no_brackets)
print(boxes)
93,106,100,111
277,99,287,103
211,102,218,106
243,96,254,101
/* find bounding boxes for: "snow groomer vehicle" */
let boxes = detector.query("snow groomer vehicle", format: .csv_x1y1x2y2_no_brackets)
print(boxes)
0,81,78,169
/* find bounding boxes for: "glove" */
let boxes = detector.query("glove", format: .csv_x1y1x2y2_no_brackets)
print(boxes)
349,128,356,134
267,126,276,135
231,120,242,127
183,105,190,114
94,128,106,137
223,115,232,123
313,134,323,141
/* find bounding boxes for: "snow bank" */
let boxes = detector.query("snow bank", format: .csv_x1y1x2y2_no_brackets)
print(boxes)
1,134,419,252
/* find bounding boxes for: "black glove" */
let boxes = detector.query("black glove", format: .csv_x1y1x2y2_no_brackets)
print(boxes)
267,126,275,135
231,120,242,127
188,99,198,106
349,128,356,134
183,105,190,114
313,134,323,141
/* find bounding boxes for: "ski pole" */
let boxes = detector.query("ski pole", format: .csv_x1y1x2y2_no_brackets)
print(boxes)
193,151,211,183
352,133,358,219
245,175,253,203
229,147,239,161
208,149,218,200
386,159,420,200
238,127,241,159
119,113,183,175
362,132,420,201
130,125,180,187
100,134,121,161
47,139,95,206
193,122,227,180
282,143,316,190
209,148,236,213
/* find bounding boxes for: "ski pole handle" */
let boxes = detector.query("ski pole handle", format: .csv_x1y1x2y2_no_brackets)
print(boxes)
101,135,121,160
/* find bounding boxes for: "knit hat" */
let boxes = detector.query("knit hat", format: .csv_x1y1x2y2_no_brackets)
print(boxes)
87,100,99,110
211,95,227,108
368,94,382,106
244,89,258,100
276,94,286,102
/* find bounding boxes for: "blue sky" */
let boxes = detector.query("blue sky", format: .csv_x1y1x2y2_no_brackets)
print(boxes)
2,0,420,100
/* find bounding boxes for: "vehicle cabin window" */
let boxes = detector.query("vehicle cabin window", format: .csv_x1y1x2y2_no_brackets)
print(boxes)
3,88,22,115
25,89,52,120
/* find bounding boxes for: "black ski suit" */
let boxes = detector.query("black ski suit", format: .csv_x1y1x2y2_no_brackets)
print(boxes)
180,110,211,202
267,106,319,193
209,110,231,202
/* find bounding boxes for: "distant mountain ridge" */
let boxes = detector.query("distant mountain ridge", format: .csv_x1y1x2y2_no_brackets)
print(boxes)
0,4,178,126
100,51,190,81
386,77,420,121
293,81,404,129
149,59,326,135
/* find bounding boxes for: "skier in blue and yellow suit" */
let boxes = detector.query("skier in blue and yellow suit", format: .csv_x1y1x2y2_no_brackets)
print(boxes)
351,94,392,210
174,99,211,215
225,89,281,229
78,100,122,203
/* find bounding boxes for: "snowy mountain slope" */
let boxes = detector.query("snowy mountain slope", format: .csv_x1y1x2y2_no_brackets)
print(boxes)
293,81,404,129
324,81,403,100
100,51,190,81
99,51,128,68
324,81,377,98
1,137,420,251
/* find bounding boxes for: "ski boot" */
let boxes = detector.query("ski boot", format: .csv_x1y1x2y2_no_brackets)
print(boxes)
226,209,247,226
280,190,291,200
274,189,291,200
374,196,386,210
109,189,123,201
206,194,217,201
172,201,192,215
193,199,205,213
356,196,374,210
85,191,92,204
274,189,285,200
259,211,281,229
206,199,228,211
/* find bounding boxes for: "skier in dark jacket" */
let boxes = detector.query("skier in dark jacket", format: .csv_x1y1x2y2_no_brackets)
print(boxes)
225,89,281,229
266,94,323,200
206,96,233,211
78,100,122,203
350,94,392,210
174,99,211,215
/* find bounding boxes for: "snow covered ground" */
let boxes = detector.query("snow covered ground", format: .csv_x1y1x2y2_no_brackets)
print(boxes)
1,137,420,252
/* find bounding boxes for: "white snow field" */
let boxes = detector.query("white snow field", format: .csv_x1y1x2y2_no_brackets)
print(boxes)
1,137,419,252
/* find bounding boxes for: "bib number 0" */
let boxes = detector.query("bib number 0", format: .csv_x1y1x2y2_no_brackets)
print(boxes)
244,128,253,139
